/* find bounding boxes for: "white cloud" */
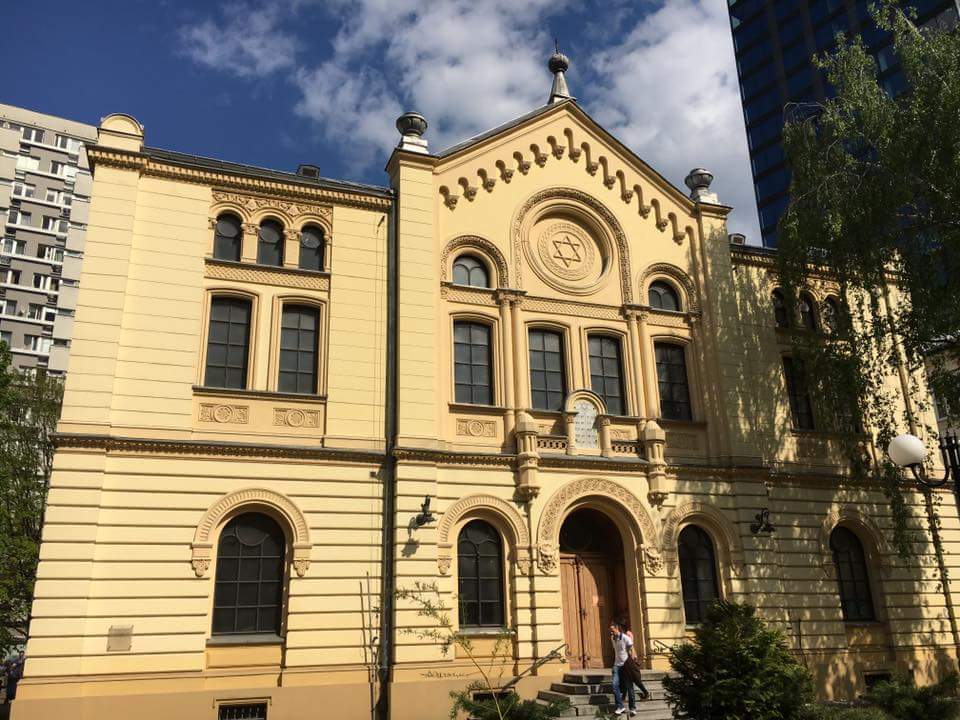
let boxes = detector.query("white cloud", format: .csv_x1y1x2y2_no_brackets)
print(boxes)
180,0,760,240
179,2,299,79
587,1,760,240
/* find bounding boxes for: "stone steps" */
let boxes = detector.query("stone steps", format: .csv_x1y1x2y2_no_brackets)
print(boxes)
536,669,672,719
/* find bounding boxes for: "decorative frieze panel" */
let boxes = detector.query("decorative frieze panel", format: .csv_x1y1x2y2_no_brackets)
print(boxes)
666,431,699,450
204,259,329,290
212,190,332,224
522,296,621,320
456,418,497,437
198,403,249,425
273,408,321,428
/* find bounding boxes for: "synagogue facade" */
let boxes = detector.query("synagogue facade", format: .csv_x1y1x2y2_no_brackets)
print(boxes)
13,55,960,720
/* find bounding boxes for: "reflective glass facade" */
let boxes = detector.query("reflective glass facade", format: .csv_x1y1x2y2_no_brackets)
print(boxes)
727,0,959,247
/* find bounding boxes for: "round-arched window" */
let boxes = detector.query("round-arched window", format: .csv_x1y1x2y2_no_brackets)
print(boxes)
830,526,876,622
678,524,719,624
648,281,681,312
822,297,840,333
212,512,286,636
457,519,504,627
772,290,789,328
213,213,242,262
799,294,818,331
452,255,489,288
299,225,325,272
257,219,284,267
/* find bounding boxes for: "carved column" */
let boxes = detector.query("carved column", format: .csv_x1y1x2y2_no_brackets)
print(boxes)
283,228,301,269
496,290,517,441
637,309,659,418
564,410,577,456
509,292,528,417
241,223,259,263
515,411,541,500
644,419,668,507
598,415,612,458
624,307,646,418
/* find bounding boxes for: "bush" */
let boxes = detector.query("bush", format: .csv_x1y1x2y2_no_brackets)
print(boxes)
863,673,959,720
802,705,892,720
663,601,814,720
450,690,569,720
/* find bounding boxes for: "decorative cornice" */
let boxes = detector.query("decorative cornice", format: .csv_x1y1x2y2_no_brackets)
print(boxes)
204,258,330,291
54,433,382,463
523,295,622,321
86,147,391,212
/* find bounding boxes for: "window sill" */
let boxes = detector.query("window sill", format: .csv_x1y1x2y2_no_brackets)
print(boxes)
448,402,508,414
207,634,284,646
659,419,707,429
193,386,327,404
790,428,869,440
458,627,514,637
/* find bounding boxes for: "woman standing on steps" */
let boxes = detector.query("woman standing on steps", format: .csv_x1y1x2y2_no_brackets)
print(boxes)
610,617,649,716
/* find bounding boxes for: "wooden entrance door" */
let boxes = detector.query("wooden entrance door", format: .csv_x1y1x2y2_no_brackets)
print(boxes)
561,553,615,669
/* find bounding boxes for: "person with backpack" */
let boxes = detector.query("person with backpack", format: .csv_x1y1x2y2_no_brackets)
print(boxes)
609,617,649,716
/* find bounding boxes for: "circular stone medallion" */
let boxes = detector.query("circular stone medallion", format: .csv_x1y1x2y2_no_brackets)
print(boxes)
536,222,596,283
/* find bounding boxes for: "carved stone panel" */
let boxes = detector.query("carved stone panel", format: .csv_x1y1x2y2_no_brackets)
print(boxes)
572,400,599,449
198,404,249,424
456,419,496,437
273,408,320,428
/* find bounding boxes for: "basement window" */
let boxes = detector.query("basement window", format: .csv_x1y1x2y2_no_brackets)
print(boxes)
218,703,267,720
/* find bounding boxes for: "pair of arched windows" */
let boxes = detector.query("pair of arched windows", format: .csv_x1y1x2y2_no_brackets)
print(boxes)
772,289,841,333
452,255,490,288
204,297,319,393
212,213,325,272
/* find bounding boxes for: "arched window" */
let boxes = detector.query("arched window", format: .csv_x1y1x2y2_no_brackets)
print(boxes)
453,320,492,405
299,225,324,272
654,342,692,421
212,512,286,636
830,527,876,622
213,213,242,262
822,297,840,333
772,290,789,328
452,255,489,288
588,335,625,415
528,328,566,411
205,297,252,390
648,281,681,312
278,305,319,394
457,520,504,628
678,525,719,624
799,294,818,331
257,219,284,266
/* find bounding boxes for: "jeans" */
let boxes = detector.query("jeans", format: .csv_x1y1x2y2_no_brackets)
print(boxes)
612,664,635,711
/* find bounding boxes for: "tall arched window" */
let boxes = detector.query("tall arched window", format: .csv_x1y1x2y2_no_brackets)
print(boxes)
454,320,492,405
452,255,489,288
278,305,319,394
528,328,566,411
457,520,504,628
588,335,625,415
799,294,818,331
678,525,719,624
822,297,840,333
772,290,789,328
654,342,692,421
212,512,286,636
648,281,680,312
257,219,284,266
299,225,325,271
830,527,876,622
213,213,242,262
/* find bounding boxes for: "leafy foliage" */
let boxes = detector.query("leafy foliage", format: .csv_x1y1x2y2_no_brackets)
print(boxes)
802,706,892,720
663,601,814,720
863,672,959,720
0,343,62,655
778,1,960,557
396,582,568,720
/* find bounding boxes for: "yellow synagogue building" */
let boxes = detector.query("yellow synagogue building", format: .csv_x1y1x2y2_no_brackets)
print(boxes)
14,54,960,720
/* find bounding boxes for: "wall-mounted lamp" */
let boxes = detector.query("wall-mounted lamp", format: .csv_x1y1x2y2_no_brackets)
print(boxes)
414,496,435,527
750,507,775,534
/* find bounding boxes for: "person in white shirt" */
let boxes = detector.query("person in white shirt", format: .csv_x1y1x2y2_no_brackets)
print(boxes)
609,618,637,716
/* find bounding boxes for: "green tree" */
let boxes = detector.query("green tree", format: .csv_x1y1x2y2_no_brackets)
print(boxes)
0,343,63,655
663,601,814,720
863,673,959,720
777,1,960,556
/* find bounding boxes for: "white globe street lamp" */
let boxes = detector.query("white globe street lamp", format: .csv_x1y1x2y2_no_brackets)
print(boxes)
887,432,957,489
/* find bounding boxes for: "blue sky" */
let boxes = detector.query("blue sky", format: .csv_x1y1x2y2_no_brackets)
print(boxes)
2,0,760,239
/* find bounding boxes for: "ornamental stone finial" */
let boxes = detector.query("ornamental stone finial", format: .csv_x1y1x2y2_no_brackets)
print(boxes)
395,111,429,154
548,41,575,105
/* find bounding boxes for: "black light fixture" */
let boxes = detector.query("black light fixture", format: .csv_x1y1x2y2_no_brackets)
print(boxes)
888,431,960,489
414,496,435,527
750,508,775,535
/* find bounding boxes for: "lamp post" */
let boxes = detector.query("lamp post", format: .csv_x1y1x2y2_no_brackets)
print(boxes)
887,432,960,666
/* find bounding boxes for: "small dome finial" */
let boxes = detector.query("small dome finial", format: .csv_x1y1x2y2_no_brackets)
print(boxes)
547,41,573,104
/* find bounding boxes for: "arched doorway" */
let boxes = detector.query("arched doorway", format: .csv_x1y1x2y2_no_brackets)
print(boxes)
559,508,630,669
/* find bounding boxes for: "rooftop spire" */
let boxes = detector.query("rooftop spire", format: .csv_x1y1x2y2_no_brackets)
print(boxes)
547,40,574,104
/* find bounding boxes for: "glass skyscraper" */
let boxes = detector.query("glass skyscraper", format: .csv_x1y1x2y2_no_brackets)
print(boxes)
728,0,960,247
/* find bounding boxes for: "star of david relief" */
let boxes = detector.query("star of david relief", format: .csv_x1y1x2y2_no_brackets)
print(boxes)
551,233,583,268
536,221,596,283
